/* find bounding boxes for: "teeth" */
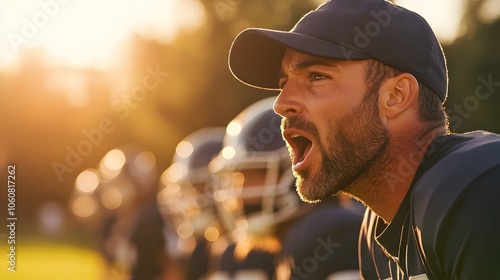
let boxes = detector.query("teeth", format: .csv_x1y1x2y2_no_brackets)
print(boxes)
291,133,301,138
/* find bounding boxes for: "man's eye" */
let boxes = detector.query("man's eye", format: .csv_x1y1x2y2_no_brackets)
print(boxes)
310,72,327,81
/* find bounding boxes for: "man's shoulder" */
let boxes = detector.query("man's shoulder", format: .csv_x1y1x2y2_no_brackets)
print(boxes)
411,130,500,227
416,130,500,193
409,131,500,279
449,130,500,149
430,130,500,157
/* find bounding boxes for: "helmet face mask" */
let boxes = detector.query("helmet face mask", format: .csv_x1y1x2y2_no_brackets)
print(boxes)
212,97,300,241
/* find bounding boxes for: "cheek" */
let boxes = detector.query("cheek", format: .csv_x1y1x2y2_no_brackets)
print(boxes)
310,101,346,133
305,85,365,139
313,88,360,117
311,110,336,147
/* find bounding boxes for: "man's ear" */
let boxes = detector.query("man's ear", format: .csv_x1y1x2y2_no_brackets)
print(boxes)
378,73,419,121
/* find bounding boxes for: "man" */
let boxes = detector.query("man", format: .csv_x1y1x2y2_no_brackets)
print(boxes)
227,0,500,279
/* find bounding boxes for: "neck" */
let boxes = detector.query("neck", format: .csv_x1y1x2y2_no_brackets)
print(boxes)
344,124,446,223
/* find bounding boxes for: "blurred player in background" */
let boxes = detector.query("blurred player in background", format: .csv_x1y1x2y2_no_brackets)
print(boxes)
70,145,167,280
209,97,299,280
157,127,228,280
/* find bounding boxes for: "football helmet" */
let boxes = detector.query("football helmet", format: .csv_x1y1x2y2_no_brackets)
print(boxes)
210,97,300,242
157,127,226,252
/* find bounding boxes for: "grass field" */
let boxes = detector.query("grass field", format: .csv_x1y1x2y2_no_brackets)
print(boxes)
0,240,107,280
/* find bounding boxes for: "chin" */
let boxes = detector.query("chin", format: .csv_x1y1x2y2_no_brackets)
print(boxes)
295,178,325,203
295,172,346,203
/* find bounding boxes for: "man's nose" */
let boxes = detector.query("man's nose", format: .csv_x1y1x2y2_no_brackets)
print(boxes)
273,81,302,118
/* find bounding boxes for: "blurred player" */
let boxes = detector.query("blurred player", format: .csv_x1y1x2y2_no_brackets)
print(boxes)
208,97,300,280
71,144,167,280
157,127,228,280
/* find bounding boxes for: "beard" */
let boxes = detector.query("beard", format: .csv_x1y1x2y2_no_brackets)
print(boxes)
282,91,389,203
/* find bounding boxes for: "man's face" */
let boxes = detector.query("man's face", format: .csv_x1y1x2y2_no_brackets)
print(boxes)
274,49,389,202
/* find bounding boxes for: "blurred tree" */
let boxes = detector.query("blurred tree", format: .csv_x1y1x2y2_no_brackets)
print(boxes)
444,1,500,133
0,49,129,228
458,0,486,37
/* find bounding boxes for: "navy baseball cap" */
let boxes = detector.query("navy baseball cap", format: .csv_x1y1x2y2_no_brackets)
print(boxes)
228,0,448,101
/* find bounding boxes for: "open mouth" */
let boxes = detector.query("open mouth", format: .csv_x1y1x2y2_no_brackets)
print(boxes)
289,133,313,166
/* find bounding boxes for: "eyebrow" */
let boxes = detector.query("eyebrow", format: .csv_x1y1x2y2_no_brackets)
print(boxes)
279,57,339,80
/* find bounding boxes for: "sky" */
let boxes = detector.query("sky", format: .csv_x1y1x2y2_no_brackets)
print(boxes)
397,0,465,43
0,0,204,69
0,0,497,69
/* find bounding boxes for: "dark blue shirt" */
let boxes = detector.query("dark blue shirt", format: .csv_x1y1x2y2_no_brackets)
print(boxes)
360,131,500,279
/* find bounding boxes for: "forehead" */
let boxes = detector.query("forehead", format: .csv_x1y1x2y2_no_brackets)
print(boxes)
281,49,345,73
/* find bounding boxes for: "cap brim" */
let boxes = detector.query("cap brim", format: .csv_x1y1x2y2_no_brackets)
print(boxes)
228,28,370,91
